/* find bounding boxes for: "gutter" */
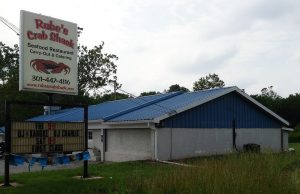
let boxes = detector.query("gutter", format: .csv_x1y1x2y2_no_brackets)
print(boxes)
282,127,294,132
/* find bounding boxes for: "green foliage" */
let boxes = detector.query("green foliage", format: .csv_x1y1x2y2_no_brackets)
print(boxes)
0,42,46,125
289,132,300,143
91,92,129,104
0,42,19,85
251,86,282,112
78,42,120,96
193,73,225,91
140,91,160,96
260,86,281,99
167,84,189,92
252,86,300,128
140,84,189,97
279,94,300,128
288,125,300,143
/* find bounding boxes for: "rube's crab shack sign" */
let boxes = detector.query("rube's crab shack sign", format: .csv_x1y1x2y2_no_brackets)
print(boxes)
19,10,78,95
11,122,85,154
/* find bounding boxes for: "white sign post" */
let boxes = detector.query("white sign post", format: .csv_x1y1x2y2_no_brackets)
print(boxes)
19,10,78,95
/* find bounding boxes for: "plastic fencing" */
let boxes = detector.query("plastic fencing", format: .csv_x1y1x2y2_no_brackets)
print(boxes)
8,151,91,171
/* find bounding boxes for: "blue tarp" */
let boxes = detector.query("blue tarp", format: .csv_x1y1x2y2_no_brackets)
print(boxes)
0,126,5,133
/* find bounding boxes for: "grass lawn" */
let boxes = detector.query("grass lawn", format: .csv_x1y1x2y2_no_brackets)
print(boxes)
1,144,300,194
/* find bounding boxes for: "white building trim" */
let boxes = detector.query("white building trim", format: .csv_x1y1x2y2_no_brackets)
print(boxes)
282,127,294,132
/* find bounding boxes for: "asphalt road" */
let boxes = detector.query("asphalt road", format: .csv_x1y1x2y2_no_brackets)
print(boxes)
0,158,85,176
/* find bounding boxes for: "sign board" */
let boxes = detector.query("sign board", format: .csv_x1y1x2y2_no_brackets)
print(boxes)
11,122,85,154
19,10,78,95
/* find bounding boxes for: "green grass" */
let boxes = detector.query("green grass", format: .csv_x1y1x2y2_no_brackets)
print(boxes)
1,145,300,194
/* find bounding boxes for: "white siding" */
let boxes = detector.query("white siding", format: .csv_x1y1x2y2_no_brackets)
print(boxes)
157,128,233,160
283,131,289,151
157,128,282,160
105,128,152,162
236,128,281,152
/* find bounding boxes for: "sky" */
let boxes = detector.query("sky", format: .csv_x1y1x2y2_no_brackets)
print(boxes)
0,0,299,97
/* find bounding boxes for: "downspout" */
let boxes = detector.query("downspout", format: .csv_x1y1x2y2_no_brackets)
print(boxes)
102,129,107,162
148,122,158,160
154,128,158,160
100,129,105,162
280,127,283,152
232,99,237,151
232,119,237,151
170,119,173,160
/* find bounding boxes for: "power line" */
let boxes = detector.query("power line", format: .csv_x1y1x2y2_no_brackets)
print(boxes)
0,16,83,37
0,16,19,36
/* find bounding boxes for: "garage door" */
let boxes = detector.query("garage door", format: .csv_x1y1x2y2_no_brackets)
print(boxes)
105,128,152,162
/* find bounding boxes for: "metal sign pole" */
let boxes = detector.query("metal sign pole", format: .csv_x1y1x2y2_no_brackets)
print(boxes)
4,101,11,187
46,93,54,106
83,105,88,178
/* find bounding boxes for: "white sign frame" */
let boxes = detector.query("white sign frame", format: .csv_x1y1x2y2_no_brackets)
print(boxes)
19,10,78,95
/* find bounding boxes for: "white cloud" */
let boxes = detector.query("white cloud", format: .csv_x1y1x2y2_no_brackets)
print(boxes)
0,0,299,97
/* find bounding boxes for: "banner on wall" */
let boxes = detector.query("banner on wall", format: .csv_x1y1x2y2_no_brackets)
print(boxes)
19,10,78,95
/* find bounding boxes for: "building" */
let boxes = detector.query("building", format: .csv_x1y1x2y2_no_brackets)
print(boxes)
30,86,293,162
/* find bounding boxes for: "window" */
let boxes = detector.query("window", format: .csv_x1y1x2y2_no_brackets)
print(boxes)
88,131,93,140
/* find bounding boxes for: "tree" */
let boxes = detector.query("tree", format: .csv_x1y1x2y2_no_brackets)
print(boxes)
251,87,300,128
193,73,225,91
251,86,282,114
140,91,160,96
167,84,189,92
91,92,129,104
280,93,300,127
78,42,120,96
260,86,281,99
0,42,19,85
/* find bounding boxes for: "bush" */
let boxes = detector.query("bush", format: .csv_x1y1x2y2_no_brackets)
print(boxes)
289,132,300,143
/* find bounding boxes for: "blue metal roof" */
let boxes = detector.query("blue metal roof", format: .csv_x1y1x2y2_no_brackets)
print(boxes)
28,86,288,126
108,87,233,121
28,91,180,122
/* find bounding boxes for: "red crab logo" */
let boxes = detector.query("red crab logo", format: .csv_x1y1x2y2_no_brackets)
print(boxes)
30,59,71,75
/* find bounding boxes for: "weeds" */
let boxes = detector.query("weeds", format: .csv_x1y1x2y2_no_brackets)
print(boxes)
1,147,300,194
